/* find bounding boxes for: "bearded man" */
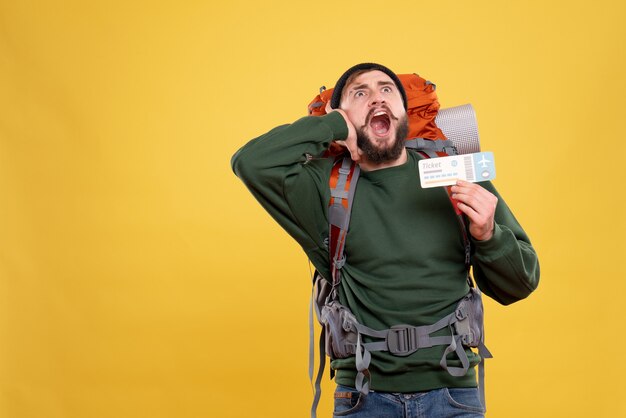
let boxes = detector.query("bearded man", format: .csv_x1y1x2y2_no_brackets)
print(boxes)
231,63,539,418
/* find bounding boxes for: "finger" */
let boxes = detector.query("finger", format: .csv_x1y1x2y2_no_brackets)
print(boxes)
345,143,360,162
324,101,332,114
457,202,490,232
456,201,479,219
457,201,494,239
451,190,484,212
451,183,496,208
332,140,359,161
452,190,496,226
455,198,486,222
451,181,482,196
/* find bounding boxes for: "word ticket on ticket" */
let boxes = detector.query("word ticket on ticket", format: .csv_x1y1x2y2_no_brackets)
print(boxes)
418,152,496,188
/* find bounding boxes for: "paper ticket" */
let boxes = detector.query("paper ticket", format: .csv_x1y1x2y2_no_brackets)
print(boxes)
418,152,496,188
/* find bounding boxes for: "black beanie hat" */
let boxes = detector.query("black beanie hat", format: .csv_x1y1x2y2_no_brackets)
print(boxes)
330,63,407,110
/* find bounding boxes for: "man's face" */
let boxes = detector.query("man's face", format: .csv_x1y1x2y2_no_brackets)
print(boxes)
340,70,408,163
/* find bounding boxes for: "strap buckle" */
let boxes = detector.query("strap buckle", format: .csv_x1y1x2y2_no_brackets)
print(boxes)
333,255,346,269
386,325,421,356
338,167,351,175
442,144,459,156
455,305,468,321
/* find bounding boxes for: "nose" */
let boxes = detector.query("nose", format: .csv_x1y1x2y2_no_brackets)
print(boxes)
369,91,386,107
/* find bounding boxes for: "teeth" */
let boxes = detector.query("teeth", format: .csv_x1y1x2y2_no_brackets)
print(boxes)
373,111,387,117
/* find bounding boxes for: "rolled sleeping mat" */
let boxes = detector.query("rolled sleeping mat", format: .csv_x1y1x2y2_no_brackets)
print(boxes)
435,104,481,155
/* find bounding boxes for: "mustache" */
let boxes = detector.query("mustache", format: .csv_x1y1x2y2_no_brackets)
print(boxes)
365,106,399,125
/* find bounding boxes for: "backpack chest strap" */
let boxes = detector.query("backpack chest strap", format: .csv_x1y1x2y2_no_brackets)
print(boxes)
405,137,458,158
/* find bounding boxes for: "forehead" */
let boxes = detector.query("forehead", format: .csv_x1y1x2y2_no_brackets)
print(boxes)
344,70,396,91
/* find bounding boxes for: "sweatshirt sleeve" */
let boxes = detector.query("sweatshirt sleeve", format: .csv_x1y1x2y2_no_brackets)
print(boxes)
231,112,349,276
471,183,540,305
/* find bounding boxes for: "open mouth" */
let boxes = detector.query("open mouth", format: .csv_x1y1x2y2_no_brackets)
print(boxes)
369,110,391,136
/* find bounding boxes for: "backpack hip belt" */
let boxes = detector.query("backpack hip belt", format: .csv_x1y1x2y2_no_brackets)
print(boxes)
318,279,492,396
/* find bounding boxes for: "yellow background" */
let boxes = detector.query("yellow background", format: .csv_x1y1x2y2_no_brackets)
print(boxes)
1,1,625,417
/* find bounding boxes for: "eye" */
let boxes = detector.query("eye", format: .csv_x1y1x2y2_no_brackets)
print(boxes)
382,86,393,93
354,90,366,98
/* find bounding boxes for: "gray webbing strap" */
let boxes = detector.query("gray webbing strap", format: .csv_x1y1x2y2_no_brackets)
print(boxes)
353,323,388,339
309,285,314,382
308,284,326,418
340,158,360,233
330,189,349,200
354,333,371,394
328,158,354,229
310,327,326,418
477,343,489,411
477,320,493,410
405,137,457,158
329,158,353,218
439,306,471,377
440,334,471,376
362,334,454,354
352,312,457,356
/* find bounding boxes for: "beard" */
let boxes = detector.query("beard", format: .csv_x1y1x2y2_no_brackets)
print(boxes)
356,113,409,164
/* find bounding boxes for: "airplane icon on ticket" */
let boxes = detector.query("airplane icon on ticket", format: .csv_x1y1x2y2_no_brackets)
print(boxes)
478,155,491,169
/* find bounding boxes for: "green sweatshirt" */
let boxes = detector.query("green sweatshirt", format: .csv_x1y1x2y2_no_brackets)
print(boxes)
231,111,539,392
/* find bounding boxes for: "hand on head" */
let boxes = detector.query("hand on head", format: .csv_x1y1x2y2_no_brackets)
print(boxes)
331,109,361,163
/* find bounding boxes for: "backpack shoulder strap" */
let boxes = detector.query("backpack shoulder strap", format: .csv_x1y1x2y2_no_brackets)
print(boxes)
328,155,360,296
309,155,360,418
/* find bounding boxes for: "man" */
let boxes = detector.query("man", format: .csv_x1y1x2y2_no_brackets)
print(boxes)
231,63,539,417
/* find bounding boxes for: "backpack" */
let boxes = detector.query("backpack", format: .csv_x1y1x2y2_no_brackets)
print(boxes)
306,74,491,417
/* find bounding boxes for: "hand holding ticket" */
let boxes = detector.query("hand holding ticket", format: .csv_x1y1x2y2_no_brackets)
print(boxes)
418,152,496,188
